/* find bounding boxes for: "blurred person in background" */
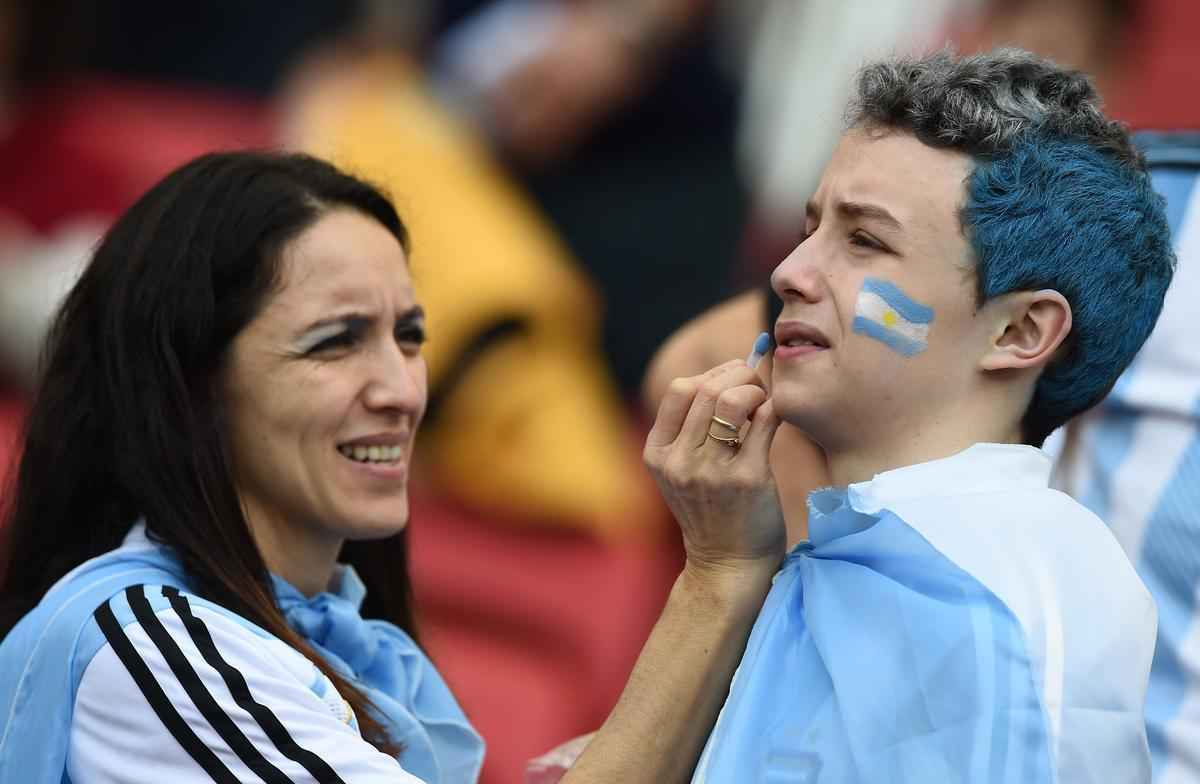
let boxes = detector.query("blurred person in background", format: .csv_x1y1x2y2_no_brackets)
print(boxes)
428,0,750,397
1054,128,1200,784
966,17,1200,775
1045,0,1200,767
986,18,1200,779
0,0,334,483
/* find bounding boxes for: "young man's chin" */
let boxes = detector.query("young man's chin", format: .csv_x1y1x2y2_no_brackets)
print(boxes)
771,395,829,437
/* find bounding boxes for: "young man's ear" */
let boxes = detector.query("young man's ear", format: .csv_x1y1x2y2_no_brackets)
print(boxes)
979,289,1073,372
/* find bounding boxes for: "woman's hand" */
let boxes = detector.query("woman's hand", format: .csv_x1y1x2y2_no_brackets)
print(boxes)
561,360,783,784
644,359,786,581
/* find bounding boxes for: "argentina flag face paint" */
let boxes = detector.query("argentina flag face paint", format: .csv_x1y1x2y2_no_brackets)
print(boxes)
852,278,935,357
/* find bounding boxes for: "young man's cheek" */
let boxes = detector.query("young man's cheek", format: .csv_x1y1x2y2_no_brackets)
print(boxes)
851,277,936,358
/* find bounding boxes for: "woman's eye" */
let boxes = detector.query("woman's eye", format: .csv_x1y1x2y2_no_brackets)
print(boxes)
395,326,427,350
309,332,357,354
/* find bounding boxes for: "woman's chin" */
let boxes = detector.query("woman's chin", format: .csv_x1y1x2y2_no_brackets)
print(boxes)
336,503,410,541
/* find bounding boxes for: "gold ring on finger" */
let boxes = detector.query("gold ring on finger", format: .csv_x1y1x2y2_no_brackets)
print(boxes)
706,432,741,449
710,415,739,433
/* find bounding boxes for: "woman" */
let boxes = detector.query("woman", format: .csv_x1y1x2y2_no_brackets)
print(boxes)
0,152,785,783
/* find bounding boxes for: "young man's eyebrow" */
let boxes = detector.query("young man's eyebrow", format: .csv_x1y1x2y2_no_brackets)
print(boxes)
838,201,904,232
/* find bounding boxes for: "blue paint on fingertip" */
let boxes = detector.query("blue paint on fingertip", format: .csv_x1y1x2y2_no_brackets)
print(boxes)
747,331,772,368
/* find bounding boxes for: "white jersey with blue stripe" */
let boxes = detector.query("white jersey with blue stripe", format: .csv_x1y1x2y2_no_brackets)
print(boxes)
1055,132,1200,784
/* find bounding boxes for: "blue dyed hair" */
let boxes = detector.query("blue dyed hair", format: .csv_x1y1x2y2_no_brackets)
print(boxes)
849,49,1175,445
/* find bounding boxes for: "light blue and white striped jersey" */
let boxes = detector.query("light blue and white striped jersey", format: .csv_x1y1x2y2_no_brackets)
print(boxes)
1056,132,1200,784
694,444,1155,783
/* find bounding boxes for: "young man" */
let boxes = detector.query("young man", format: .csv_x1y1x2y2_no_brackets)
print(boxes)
650,49,1174,782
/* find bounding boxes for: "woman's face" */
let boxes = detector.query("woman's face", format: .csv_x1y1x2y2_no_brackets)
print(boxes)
223,208,427,559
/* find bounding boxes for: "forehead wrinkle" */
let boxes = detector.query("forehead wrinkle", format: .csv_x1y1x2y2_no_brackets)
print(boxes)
277,255,413,322
836,128,972,221
264,209,416,337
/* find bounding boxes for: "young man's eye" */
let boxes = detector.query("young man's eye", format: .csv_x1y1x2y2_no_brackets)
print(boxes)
850,231,886,251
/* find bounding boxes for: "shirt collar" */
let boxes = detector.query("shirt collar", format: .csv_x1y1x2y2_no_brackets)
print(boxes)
121,519,152,547
846,443,1052,515
271,563,367,612
125,520,367,610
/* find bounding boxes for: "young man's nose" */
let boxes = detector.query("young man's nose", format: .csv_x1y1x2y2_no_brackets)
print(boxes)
771,242,826,304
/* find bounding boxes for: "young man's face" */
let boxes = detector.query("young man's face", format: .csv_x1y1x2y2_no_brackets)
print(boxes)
769,126,997,451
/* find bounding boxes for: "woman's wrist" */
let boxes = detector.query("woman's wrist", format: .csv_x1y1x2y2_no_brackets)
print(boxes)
677,556,778,617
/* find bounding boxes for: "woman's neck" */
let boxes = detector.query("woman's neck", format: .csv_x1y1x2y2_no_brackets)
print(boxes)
243,504,341,596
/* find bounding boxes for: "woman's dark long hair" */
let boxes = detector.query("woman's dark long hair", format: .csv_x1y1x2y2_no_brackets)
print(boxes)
0,151,416,756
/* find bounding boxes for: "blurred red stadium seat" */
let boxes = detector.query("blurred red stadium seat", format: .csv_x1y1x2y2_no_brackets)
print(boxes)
408,488,681,784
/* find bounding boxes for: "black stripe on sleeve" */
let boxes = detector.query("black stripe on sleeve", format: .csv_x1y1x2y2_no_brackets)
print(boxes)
93,595,241,784
126,585,297,784
162,586,348,784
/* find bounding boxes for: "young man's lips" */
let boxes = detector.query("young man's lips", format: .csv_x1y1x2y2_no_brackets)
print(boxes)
773,343,827,361
773,320,831,361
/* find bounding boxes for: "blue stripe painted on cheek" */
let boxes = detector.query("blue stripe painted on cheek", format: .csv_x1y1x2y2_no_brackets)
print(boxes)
861,278,936,323
852,316,927,357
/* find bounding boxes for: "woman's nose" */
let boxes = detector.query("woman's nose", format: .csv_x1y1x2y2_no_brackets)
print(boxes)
362,348,425,414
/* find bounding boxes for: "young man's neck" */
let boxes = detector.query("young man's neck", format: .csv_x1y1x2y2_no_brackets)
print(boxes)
822,421,1024,487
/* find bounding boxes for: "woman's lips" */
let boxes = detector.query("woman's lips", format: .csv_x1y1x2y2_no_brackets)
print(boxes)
338,450,409,481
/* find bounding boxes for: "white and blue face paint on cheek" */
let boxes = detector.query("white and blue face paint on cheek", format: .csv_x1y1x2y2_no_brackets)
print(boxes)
852,278,935,357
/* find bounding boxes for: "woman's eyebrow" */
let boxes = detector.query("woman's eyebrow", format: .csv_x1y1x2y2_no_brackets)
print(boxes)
394,305,425,325
296,305,425,344
297,313,369,337
291,317,365,353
